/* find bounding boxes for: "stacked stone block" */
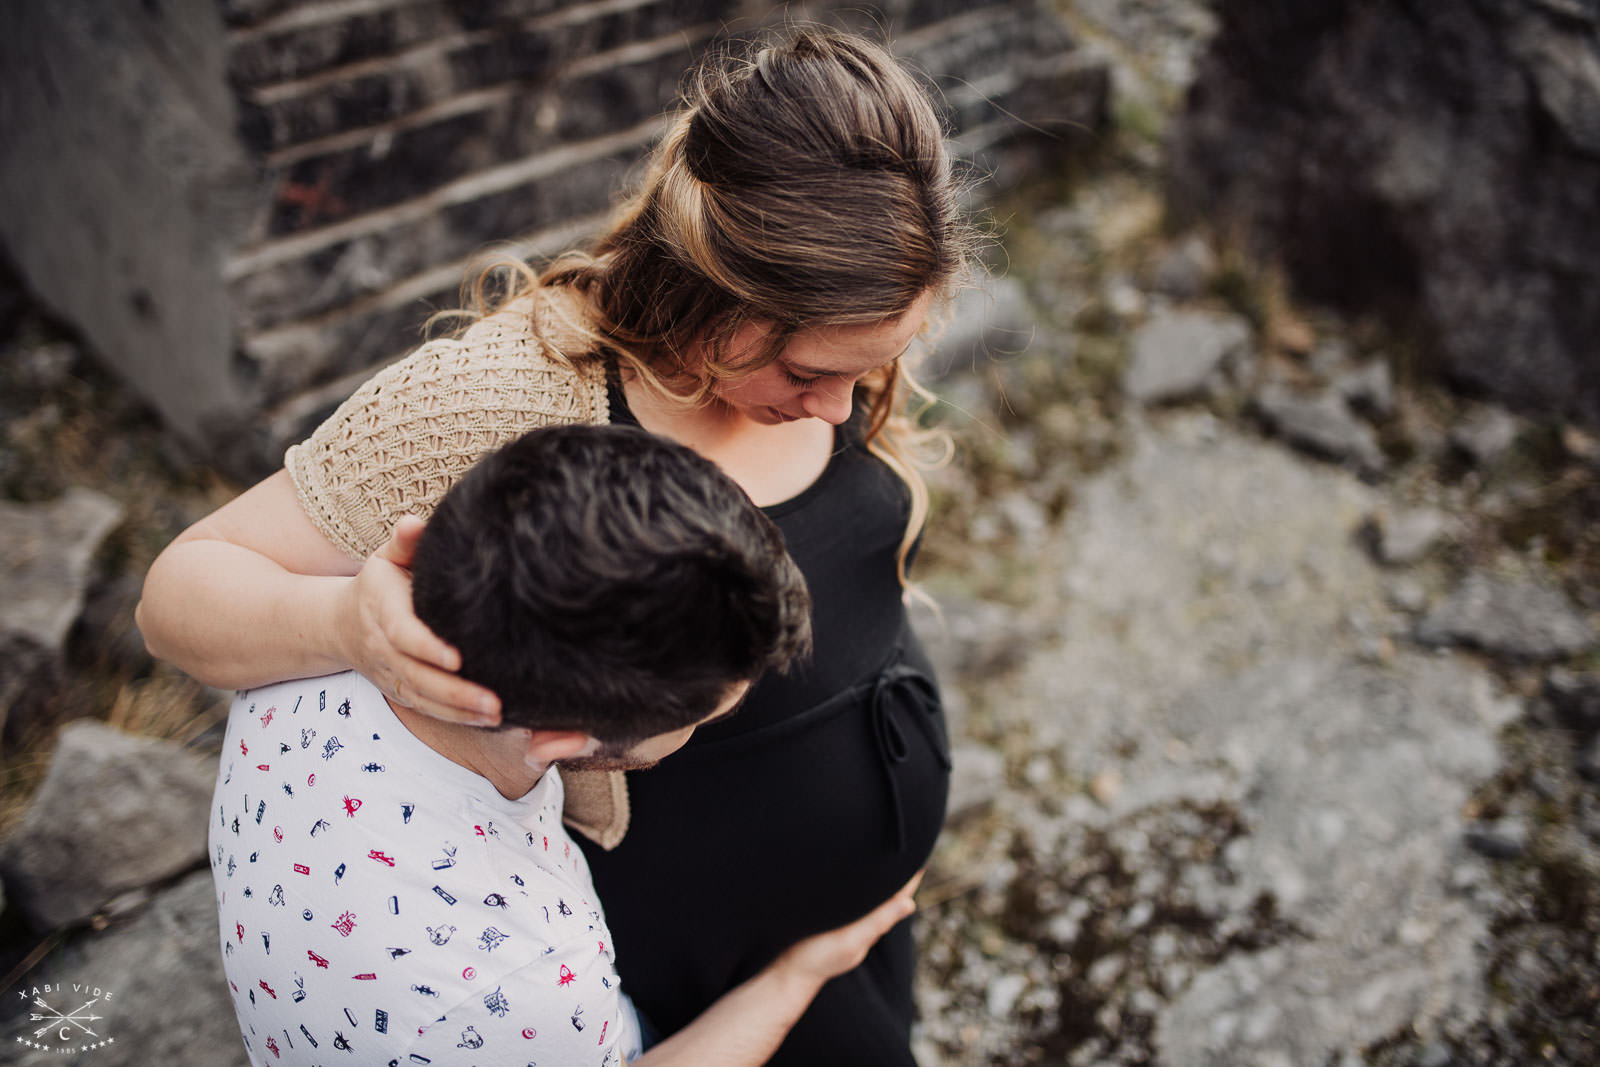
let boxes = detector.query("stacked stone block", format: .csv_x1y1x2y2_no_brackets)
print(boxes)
2,0,1106,475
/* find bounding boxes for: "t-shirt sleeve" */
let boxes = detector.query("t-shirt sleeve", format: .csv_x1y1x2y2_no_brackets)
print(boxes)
284,304,609,559
405,932,638,1067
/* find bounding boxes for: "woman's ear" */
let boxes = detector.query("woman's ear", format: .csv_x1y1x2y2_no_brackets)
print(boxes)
523,730,598,769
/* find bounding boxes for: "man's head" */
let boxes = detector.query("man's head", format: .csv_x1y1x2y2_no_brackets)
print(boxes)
410,424,811,765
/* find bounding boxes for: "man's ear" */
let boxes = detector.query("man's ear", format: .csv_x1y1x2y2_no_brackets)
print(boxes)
523,730,598,768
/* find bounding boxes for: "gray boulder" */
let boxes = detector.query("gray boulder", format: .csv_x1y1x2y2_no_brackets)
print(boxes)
0,870,247,1067
1122,308,1252,404
922,275,1038,383
1169,0,1600,425
0,489,124,730
1449,406,1522,467
0,720,214,931
1416,573,1596,660
1365,506,1453,566
1150,232,1218,300
1252,382,1385,475
1336,359,1396,420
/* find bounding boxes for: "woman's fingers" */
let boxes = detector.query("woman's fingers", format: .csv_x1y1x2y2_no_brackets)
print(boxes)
856,869,922,941
374,514,428,567
354,517,501,725
391,657,501,726
785,869,925,980
376,580,462,673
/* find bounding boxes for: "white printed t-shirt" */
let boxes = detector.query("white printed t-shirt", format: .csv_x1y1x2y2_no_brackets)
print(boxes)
209,670,643,1066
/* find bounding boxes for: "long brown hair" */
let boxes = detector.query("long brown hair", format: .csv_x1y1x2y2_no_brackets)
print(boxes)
466,25,975,577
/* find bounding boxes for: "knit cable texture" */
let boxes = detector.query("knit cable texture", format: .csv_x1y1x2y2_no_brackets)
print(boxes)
286,300,610,560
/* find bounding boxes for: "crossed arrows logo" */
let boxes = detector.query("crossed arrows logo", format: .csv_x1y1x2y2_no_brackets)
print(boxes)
29,995,103,1041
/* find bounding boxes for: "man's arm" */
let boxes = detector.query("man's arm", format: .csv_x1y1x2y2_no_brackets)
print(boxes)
632,872,922,1066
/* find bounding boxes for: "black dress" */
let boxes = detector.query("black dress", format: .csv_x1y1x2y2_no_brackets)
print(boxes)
579,380,951,1065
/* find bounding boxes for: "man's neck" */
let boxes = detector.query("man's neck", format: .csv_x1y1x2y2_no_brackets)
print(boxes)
384,697,544,801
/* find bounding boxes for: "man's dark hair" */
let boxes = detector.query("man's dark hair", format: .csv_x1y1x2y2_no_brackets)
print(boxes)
411,424,811,746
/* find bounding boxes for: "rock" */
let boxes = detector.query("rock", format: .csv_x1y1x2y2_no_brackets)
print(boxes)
0,720,214,931
1308,337,1356,376
1544,668,1600,735
948,743,1007,823
1415,573,1596,661
1122,308,1252,404
986,972,1029,1017
1150,232,1217,299
0,489,124,731
4,870,249,1066
1386,577,1430,614
1463,817,1530,860
1087,952,1126,991
922,275,1037,383
1104,273,1147,319
1449,407,1521,466
1252,383,1386,474
1365,506,1452,566
1168,0,1600,426
1336,359,1395,420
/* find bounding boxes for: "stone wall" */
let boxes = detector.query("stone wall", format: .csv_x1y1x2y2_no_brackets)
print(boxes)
0,0,1107,478
1167,0,1600,426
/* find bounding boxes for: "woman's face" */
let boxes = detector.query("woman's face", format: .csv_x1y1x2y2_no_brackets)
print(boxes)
712,290,934,426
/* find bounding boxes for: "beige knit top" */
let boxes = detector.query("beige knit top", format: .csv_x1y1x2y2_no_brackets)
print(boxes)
286,297,611,560
285,295,631,849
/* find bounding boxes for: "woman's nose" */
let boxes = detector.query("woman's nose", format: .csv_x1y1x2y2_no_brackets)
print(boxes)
801,380,854,424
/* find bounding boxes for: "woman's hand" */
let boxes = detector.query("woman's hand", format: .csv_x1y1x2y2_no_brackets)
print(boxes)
339,516,501,726
631,871,925,1066
775,869,924,984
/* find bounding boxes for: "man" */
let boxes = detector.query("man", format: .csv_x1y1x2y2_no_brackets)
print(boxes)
209,425,916,1066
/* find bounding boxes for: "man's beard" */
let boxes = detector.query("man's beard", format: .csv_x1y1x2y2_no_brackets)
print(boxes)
554,750,662,773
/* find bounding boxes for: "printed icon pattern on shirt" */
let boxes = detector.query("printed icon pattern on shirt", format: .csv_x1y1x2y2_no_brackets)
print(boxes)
211,672,632,1066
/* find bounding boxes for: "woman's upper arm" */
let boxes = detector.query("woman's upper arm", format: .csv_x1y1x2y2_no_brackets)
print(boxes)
172,469,361,577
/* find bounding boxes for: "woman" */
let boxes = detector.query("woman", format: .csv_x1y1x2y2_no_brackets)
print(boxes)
139,25,970,1065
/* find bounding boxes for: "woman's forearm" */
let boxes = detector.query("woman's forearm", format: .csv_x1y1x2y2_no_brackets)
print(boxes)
136,469,365,689
136,538,356,689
